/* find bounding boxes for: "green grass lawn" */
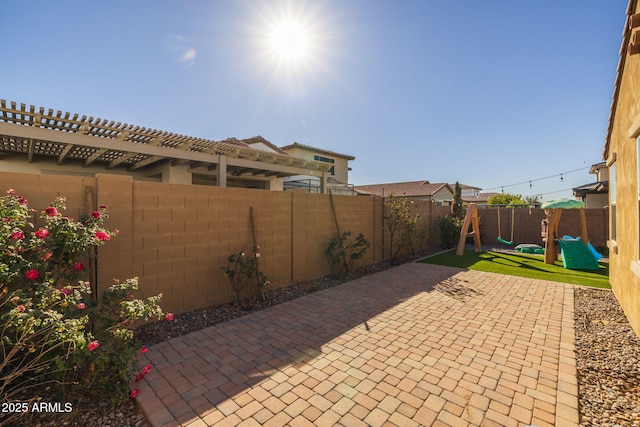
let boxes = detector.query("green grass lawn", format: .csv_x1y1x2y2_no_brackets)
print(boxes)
421,250,610,289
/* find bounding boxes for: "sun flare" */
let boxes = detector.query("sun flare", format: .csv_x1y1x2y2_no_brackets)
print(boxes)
269,21,309,62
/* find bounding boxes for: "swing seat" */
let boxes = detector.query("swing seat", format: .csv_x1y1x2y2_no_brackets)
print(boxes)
497,236,513,245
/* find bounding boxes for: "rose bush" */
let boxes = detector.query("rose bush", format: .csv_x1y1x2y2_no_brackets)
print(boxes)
0,189,166,420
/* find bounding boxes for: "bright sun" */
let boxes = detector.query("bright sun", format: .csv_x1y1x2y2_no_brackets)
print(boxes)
270,21,309,62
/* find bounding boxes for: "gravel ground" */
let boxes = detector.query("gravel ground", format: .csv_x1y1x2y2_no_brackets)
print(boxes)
15,250,640,426
575,287,640,426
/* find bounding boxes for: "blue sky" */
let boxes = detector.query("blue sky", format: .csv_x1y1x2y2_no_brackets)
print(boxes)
0,1,629,201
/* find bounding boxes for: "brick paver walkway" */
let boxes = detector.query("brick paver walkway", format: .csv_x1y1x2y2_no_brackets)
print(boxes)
134,262,579,426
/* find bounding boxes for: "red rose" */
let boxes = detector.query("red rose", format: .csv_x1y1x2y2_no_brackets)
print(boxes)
45,206,58,217
60,288,71,296
73,262,84,271
91,211,101,219
25,269,39,280
35,229,49,239
129,389,140,399
17,305,25,312
95,231,110,241
165,313,174,321
10,231,24,240
87,341,99,351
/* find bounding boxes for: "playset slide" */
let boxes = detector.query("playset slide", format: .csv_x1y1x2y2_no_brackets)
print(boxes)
557,238,600,270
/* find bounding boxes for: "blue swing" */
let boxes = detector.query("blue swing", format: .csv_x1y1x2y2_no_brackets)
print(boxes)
497,206,514,245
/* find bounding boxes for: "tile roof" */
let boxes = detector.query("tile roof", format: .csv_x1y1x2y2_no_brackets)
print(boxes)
354,180,453,197
280,142,355,160
462,192,501,203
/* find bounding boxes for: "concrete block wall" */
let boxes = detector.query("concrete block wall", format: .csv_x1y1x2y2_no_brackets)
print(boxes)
0,171,610,314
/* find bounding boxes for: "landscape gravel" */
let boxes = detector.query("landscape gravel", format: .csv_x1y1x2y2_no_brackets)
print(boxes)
19,255,640,427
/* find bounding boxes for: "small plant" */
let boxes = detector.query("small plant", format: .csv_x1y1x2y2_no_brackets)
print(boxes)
438,215,465,248
75,277,164,403
384,195,421,263
326,231,371,278
222,250,269,310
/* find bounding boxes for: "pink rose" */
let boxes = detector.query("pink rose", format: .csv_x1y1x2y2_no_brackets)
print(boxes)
35,229,49,239
95,231,110,241
17,305,25,312
60,288,71,296
43,252,53,261
165,313,174,321
73,262,84,271
10,231,24,240
91,211,101,219
77,303,86,310
25,269,39,280
45,206,58,217
87,341,99,351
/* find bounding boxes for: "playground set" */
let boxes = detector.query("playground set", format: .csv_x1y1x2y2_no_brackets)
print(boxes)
456,199,603,271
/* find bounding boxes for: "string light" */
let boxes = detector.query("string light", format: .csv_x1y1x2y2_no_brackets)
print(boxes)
482,166,588,191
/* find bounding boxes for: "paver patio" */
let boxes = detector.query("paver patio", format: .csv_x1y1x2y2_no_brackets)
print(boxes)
134,262,579,426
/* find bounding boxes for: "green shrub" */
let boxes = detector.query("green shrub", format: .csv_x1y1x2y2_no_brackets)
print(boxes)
438,215,465,248
0,189,166,420
222,250,269,310
326,231,371,278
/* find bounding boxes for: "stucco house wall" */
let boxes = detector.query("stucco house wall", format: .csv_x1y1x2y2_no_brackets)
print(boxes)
603,0,640,336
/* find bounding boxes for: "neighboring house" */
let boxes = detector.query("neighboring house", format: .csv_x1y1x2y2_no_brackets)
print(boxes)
0,101,335,193
602,0,640,337
280,142,356,195
572,162,609,208
354,180,454,205
462,192,502,206
455,184,502,206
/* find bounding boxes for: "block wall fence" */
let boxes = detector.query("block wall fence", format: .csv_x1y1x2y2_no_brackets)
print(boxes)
0,172,608,313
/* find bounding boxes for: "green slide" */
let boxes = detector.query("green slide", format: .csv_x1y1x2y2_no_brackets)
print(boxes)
558,239,600,270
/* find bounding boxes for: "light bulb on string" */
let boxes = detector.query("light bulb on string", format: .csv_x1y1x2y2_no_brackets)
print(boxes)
529,181,532,189
560,173,563,182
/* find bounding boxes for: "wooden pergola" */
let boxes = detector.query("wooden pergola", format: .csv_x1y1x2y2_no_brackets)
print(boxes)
0,100,332,189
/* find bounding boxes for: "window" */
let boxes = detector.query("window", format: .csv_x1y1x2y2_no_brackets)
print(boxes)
610,160,616,242
314,155,335,176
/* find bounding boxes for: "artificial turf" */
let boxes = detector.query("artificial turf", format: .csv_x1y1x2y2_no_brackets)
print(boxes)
420,250,610,289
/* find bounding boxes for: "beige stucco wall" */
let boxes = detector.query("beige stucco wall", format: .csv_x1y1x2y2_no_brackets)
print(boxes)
283,146,351,184
605,0,640,337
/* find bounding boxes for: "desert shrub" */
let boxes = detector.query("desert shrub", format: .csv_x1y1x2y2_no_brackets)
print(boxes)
222,250,269,310
384,195,421,263
326,231,371,278
438,215,465,248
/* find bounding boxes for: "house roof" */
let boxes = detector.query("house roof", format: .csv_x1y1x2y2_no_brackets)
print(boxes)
604,0,639,159
354,180,453,197
573,180,609,196
240,136,290,155
589,161,606,175
0,100,332,178
462,192,501,203
280,142,355,160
